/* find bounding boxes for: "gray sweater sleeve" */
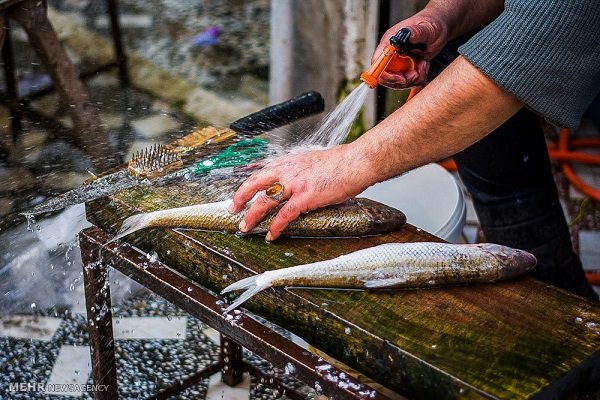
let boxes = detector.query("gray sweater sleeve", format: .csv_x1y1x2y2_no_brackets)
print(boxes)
458,0,600,128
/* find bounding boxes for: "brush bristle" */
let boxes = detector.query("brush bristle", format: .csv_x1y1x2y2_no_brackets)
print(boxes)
130,144,180,171
128,144,183,179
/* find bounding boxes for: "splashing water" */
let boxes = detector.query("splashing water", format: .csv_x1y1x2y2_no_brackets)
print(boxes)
304,82,369,148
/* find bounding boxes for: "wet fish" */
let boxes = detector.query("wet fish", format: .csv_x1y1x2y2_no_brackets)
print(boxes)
112,197,406,242
221,242,537,312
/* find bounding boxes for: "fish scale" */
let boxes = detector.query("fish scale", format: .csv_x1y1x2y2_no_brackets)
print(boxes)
112,197,407,242
221,242,537,312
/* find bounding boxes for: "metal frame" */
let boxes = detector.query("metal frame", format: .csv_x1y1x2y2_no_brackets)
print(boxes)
0,0,128,143
79,226,393,400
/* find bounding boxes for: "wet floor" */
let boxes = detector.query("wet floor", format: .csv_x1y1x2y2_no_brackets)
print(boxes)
0,1,298,398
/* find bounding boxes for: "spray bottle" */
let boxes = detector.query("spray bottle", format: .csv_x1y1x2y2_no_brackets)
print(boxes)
360,28,425,100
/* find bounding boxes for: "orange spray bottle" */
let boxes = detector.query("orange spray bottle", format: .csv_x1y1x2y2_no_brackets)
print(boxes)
360,28,425,100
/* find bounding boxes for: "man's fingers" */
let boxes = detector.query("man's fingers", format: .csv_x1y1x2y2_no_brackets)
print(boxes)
380,71,408,87
230,170,278,213
266,199,304,241
416,60,429,78
239,192,282,233
405,22,436,47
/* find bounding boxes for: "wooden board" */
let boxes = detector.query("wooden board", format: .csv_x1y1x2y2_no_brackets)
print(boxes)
86,136,600,400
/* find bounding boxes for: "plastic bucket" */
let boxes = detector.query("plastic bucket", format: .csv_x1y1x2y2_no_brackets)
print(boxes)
359,163,466,243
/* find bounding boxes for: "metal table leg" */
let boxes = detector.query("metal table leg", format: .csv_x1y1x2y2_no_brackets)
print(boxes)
1,20,22,143
106,0,129,86
80,233,119,400
220,335,244,386
79,226,392,400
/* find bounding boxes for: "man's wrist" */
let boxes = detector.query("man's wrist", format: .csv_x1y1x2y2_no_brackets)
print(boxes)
343,140,392,193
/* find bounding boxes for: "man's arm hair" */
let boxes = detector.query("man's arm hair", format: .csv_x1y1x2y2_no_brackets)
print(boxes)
346,56,522,185
423,0,505,39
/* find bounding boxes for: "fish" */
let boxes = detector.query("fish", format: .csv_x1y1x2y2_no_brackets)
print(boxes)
220,242,537,312
111,197,406,243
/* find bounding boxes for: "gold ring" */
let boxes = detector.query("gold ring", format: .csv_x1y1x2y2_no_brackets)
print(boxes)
266,182,285,202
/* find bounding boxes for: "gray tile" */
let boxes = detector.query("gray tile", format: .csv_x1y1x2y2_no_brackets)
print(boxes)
205,372,250,400
203,327,221,345
95,14,153,29
0,315,63,341
45,345,91,397
131,114,180,139
112,316,187,339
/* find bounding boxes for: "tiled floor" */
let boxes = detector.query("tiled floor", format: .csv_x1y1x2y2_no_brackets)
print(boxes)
0,287,305,399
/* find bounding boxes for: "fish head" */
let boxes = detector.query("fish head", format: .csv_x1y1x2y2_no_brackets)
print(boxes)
478,243,537,278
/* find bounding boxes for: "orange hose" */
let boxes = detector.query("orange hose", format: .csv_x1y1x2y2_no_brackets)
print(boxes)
586,271,600,286
438,158,457,171
439,129,600,201
557,128,600,201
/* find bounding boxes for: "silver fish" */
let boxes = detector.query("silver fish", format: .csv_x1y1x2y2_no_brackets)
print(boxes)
220,242,537,312
112,197,406,242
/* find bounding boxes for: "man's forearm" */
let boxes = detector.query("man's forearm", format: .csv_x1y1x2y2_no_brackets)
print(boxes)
421,0,504,39
348,56,522,186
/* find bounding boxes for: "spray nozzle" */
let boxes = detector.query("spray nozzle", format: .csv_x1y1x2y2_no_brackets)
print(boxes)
360,28,424,89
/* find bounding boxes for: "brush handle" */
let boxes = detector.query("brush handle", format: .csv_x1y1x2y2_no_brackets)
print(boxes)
230,91,325,136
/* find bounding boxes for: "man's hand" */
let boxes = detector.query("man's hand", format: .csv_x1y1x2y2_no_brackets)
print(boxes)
229,146,374,241
373,0,504,90
375,11,449,89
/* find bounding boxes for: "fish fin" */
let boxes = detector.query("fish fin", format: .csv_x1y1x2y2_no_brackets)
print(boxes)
363,277,407,289
221,274,271,313
110,213,150,243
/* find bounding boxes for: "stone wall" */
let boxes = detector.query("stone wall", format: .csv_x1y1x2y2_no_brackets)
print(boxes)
269,0,379,133
268,0,424,135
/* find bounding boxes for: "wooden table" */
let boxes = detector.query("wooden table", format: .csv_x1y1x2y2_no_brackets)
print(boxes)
80,133,600,399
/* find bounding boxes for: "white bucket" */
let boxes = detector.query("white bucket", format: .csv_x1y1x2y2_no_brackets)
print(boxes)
359,163,466,243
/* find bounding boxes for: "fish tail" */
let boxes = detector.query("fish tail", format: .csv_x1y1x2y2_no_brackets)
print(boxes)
221,274,271,313
110,213,150,243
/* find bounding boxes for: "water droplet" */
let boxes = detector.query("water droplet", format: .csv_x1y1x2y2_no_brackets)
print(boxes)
146,251,159,263
285,362,296,375
314,381,322,394
284,252,294,257
575,316,583,323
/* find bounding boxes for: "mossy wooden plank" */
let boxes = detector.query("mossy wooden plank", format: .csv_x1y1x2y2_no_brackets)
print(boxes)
85,154,600,399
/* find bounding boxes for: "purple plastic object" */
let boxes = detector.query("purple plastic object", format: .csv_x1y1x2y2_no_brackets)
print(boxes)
191,25,222,47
